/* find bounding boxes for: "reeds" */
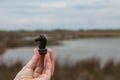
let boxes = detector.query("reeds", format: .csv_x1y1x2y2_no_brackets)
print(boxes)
0,61,23,80
0,42,6,55
1,58,120,80
52,58,120,80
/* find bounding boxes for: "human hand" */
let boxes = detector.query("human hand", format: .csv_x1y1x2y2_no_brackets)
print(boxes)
14,48,54,80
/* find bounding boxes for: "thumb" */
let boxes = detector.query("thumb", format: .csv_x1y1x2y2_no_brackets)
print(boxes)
24,48,40,69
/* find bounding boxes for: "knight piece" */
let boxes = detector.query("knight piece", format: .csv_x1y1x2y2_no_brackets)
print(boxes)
35,35,47,54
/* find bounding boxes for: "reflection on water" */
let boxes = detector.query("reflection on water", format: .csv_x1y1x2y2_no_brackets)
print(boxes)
1,38,120,64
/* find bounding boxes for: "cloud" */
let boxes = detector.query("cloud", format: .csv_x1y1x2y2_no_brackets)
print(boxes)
38,2,67,8
0,1,67,8
0,0,120,30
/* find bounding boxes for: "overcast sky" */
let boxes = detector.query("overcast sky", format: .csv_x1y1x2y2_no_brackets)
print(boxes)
0,0,120,30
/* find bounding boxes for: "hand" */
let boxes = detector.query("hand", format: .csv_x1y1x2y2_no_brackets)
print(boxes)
14,48,54,80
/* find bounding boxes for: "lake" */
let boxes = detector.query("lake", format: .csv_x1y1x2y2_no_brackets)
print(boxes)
1,38,120,65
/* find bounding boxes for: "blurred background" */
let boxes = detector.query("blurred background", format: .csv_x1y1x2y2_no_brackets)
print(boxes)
0,0,120,80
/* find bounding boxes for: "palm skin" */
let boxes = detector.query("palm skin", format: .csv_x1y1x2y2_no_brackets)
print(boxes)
14,48,54,80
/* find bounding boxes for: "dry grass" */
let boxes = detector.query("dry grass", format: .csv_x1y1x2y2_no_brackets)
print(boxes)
0,61,23,80
52,58,120,80
1,58,120,80
0,41,6,55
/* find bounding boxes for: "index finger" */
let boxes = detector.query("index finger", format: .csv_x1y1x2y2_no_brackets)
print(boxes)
24,48,40,69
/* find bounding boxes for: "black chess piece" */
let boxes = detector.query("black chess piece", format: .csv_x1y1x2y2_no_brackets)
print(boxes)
35,35,47,54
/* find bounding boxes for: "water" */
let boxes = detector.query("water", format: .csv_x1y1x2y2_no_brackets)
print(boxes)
1,38,120,65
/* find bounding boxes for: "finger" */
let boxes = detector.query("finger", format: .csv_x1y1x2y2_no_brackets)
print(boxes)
43,52,52,77
24,48,40,69
48,48,54,75
34,54,45,78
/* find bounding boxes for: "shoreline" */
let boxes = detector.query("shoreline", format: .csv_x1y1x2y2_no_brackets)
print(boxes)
1,30,120,54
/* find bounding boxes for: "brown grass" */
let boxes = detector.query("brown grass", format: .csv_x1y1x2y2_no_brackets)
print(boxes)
52,58,120,80
0,61,23,80
1,58,120,80
0,41,6,55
